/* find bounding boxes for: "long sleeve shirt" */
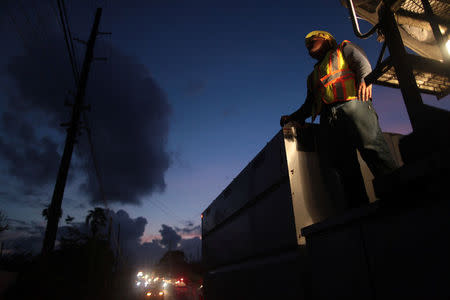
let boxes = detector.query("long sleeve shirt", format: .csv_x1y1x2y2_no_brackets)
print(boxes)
290,41,372,123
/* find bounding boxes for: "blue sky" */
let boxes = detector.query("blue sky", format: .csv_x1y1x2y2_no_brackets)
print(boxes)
1,0,449,248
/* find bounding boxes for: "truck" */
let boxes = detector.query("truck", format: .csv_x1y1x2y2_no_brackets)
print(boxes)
201,0,450,299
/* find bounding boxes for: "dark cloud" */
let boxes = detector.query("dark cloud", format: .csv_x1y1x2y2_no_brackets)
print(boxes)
8,219,28,226
169,148,191,169
159,224,181,250
0,111,60,190
100,210,166,265
0,132,60,188
174,224,201,236
137,239,166,265
2,212,201,263
78,44,172,204
108,209,147,246
0,221,45,254
179,237,201,262
183,220,194,227
11,226,42,236
76,203,87,210
2,30,171,205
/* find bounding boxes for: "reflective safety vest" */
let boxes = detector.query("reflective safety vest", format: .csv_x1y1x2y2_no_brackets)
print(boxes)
310,40,358,120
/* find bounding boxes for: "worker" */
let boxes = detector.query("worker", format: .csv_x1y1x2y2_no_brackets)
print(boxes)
280,30,397,209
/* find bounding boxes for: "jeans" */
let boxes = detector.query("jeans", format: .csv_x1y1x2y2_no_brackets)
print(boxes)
318,100,397,209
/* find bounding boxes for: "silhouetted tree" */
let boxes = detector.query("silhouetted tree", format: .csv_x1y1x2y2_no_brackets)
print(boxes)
85,207,107,238
41,206,62,221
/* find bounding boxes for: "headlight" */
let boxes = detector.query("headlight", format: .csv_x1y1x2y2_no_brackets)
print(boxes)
159,291,164,296
146,292,152,296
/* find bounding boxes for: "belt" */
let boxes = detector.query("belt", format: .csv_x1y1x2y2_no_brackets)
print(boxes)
322,98,372,110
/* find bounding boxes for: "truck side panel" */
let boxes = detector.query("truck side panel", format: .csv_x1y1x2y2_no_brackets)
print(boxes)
204,248,310,300
202,125,405,299
202,133,289,236
202,179,297,268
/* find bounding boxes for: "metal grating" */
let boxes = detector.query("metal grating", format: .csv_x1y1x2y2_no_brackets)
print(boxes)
400,0,450,20
401,0,425,14
377,66,450,97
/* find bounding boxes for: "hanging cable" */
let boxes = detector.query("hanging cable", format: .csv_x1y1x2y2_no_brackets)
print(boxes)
60,0,80,80
56,0,79,85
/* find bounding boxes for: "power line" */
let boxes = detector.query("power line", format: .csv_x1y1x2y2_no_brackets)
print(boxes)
81,112,108,209
60,0,185,227
48,0,63,31
150,199,186,223
42,8,103,255
60,0,80,80
56,0,79,86
81,109,187,224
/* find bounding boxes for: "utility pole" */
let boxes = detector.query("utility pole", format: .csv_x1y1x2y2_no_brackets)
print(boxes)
41,8,103,255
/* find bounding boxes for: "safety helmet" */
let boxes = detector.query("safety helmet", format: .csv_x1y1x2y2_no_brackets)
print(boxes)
305,30,337,49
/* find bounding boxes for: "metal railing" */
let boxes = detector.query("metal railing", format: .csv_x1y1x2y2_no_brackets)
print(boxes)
345,0,379,39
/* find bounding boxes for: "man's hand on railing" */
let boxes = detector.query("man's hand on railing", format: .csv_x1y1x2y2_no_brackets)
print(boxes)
358,81,372,101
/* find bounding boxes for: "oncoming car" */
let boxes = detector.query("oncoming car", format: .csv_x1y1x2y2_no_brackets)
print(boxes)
144,290,165,299
143,281,167,299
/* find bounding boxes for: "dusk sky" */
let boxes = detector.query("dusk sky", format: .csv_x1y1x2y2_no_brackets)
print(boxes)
0,0,449,260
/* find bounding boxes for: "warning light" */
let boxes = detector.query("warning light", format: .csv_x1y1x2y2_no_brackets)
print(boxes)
201,214,203,219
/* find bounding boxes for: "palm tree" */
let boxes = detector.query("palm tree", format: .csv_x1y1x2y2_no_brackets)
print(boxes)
42,206,62,221
85,207,107,238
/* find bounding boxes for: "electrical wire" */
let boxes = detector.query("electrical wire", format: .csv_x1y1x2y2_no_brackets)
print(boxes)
81,112,108,209
64,0,189,252
48,0,63,30
56,0,79,86
60,0,80,81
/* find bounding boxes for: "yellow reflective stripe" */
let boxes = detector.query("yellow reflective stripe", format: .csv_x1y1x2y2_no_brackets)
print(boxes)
321,69,354,87
311,40,358,111
344,76,358,99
